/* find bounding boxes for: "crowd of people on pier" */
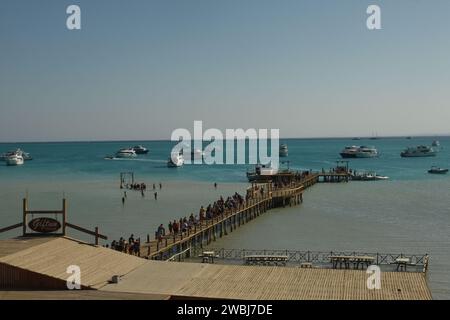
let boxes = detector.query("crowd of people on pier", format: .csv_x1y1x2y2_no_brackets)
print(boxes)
107,234,141,256
123,182,147,191
154,192,246,241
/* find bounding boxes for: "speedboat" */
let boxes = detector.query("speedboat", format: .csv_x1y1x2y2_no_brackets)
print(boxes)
115,148,137,158
352,172,389,181
279,144,288,157
1,149,32,161
401,145,436,157
428,166,448,174
5,154,24,166
168,152,184,167
132,145,149,154
340,146,378,158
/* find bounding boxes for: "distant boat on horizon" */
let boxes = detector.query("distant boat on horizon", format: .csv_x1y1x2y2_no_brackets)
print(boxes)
369,132,380,140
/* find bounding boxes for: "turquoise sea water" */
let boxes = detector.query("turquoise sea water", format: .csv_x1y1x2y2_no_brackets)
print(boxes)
0,137,449,298
0,136,449,182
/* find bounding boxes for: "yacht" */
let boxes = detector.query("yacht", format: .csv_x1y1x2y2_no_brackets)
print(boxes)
279,144,288,157
401,145,436,158
168,152,184,167
132,145,149,154
5,154,24,166
115,148,137,158
1,149,32,161
340,146,378,158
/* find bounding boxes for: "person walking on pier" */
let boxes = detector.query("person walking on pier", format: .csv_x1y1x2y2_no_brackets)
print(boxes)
172,220,179,235
168,221,173,234
157,224,165,241
134,239,140,256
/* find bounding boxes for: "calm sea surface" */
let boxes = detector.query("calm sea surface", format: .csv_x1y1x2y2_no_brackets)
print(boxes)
0,137,449,298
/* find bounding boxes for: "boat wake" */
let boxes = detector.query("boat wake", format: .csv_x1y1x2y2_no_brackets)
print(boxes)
104,157,166,163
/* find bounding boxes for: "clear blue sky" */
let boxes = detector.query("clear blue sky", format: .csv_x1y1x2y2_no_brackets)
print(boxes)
1,0,449,141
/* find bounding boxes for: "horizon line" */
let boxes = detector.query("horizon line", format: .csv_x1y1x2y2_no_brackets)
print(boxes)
0,134,448,144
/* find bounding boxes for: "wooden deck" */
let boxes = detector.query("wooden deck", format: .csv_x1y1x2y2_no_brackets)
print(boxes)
102,260,432,300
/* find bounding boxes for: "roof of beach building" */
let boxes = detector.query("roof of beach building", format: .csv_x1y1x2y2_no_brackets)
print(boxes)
0,236,432,300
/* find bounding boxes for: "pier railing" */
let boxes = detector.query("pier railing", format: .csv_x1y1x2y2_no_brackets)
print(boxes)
191,247,429,272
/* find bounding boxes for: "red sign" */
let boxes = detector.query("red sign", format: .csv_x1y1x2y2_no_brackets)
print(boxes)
28,218,61,233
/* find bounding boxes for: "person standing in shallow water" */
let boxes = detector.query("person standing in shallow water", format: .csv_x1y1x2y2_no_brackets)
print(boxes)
214,182,217,189
154,192,157,200
122,197,125,205
159,182,162,189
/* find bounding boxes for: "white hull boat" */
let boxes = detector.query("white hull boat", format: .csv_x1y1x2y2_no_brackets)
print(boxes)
168,153,184,167
115,149,137,158
6,154,24,166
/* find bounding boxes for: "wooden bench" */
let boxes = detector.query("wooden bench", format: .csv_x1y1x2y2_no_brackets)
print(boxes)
330,255,375,269
391,258,415,271
198,251,219,264
300,262,313,268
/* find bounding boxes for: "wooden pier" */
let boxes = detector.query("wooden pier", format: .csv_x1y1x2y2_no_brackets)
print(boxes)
140,171,350,260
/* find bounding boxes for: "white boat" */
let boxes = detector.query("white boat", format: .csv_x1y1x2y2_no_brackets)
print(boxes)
115,148,137,158
191,148,205,160
246,164,279,182
340,146,378,158
5,154,24,166
1,149,32,161
279,144,288,157
132,145,149,154
401,145,436,157
352,171,389,181
168,152,184,167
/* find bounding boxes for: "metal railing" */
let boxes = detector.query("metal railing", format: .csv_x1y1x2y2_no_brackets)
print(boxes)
191,247,429,272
